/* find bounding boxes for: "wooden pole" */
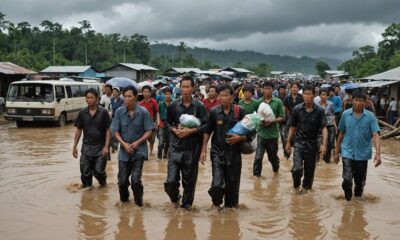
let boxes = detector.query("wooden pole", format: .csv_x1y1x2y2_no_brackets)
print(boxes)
378,119,397,130
381,127,400,139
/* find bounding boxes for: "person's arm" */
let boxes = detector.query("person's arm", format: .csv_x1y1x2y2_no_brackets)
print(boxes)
200,133,211,164
72,127,82,158
320,127,328,156
285,126,296,155
102,128,110,157
372,132,381,167
129,130,153,151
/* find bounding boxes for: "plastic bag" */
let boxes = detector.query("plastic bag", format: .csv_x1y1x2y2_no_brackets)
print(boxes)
179,114,201,128
228,112,261,135
257,102,275,121
240,137,257,154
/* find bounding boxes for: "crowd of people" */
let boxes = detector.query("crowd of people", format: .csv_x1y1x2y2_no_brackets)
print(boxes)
72,75,386,210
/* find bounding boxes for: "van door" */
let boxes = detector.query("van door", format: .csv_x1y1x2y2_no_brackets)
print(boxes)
65,86,74,120
54,85,67,119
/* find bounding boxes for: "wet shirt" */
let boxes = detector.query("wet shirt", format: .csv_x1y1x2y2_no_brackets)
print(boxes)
315,100,335,126
238,98,259,115
338,108,380,160
289,103,327,143
284,94,304,113
256,96,285,140
139,98,158,121
158,100,171,128
75,106,111,156
165,98,209,158
110,105,155,161
328,95,342,113
203,98,221,113
207,105,246,164
110,96,123,118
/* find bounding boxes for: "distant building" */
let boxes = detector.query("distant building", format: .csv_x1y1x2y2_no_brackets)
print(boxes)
164,68,202,78
0,62,36,97
103,63,158,82
220,67,252,79
40,66,98,78
325,70,349,82
270,71,286,79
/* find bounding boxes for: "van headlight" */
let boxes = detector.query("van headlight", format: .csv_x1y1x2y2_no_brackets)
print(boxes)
42,109,52,115
7,108,16,114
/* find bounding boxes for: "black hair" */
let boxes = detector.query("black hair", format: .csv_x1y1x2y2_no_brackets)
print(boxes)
104,84,112,90
328,87,335,93
181,76,195,87
262,80,274,88
278,85,286,90
352,89,366,100
85,88,99,98
242,84,254,93
141,85,152,93
207,85,218,93
217,84,234,95
302,84,315,95
319,88,328,95
163,87,172,94
123,85,138,96
291,82,301,89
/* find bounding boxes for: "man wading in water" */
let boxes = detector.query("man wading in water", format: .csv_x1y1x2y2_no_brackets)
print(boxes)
286,85,327,193
111,86,155,206
73,88,111,188
164,76,209,210
200,84,252,209
334,89,381,201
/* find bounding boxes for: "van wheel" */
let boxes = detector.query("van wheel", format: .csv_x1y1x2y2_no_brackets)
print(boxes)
56,113,66,127
16,120,25,127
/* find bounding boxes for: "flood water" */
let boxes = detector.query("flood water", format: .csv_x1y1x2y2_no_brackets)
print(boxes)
0,121,399,240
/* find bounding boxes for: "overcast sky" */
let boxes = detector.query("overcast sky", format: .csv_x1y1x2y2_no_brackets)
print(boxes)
1,0,400,60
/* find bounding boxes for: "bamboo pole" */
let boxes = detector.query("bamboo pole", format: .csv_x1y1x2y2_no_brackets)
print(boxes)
381,127,400,139
378,119,397,130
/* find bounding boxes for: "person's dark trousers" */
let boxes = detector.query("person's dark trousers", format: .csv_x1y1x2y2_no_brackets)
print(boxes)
342,158,368,201
323,125,335,163
208,158,242,208
334,112,341,126
164,157,199,208
157,128,169,159
80,154,107,187
253,136,280,176
389,110,398,125
279,125,289,158
291,142,318,190
118,159,144,206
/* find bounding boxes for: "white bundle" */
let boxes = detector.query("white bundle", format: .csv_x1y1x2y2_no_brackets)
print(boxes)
257,102,276,121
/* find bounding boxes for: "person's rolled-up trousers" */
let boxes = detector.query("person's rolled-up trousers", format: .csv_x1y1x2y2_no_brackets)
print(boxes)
342,158,368,200
118,159,144,206
80,154,107,187
291,141,318,190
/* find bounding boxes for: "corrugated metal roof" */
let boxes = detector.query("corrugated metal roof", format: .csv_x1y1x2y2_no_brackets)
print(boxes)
359,80,400,88
325,70,347,75
222,67,252,73
271,71,286,75
170,68,202,73
41,66,92,73
361,66,400,81
120,63,158,71
0,62,36,75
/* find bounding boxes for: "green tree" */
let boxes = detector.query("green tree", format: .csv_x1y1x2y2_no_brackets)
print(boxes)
315,61,331,77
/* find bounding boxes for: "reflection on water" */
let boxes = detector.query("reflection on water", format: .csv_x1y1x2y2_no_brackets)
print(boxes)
0,122,400,239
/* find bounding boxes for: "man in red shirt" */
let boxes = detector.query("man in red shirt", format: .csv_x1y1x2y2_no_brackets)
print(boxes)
139,85,159,157
202,85,220,113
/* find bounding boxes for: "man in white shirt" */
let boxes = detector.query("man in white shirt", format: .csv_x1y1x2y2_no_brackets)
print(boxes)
388,97,398,125
100,84,112,111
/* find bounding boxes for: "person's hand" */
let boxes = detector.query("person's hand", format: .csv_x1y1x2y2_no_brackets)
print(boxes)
262,119,273,127
129,141,139,151
122,142,134,154
73,147,78,158
102,147,109,157
333,152,340,164
374,154,382,167
320,145,327,157
199,149,207,165
177,128,195,139
285,143,292,156
225,133,242,145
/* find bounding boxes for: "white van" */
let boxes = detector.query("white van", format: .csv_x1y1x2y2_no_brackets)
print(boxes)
4,80,101,127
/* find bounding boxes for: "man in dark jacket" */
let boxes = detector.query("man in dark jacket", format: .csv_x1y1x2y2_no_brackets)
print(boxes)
164,76,209,210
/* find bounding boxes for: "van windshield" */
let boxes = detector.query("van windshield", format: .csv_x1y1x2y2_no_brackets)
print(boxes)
7,84,54,102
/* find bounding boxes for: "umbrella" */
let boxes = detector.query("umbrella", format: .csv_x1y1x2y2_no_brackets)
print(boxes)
106,77,139,90
320,84,331,89
138,80,155,89
344,83,361,90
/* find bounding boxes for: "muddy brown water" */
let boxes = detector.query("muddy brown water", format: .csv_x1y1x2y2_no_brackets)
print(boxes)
0,122,399,240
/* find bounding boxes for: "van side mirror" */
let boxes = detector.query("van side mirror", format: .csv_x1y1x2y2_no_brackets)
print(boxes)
57,98,61,103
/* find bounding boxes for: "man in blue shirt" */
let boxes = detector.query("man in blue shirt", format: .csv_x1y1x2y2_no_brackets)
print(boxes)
111,86,155,206
328,87,342,125
334,89,381,201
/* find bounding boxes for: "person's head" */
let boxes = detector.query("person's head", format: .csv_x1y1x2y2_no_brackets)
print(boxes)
207,85,218,99
255,83,261,92
180,76,195,99
302,85,315,104
142,85,152,99
290,82,301,95
112,87,120,99
278,85,286,95
163,87,172,101
104,84,112,95
262,80,274,97
391,97,395,101
315,86,320,95
319,89,328,102
123,86,138,107
287,82,292,90
85,88,99,107
242,84,254,100
334,85,340,94
328,87,335,97
217,84,234,106
352,89,366,112
194,88,201,96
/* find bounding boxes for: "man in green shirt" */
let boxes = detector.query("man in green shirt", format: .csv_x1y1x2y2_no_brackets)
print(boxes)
253,81,285,177
239,84,259,115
